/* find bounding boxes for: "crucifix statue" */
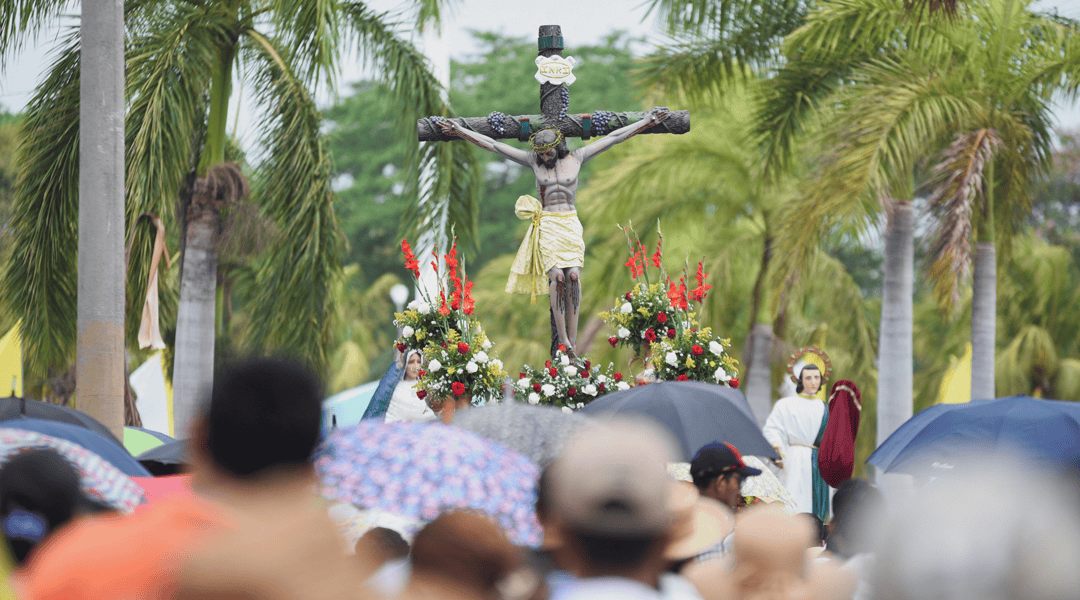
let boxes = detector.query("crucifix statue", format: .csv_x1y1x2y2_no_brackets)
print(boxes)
417,25,690,358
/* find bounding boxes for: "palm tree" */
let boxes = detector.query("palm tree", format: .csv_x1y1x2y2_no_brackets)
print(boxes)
0,0,479,424
754,0,1080,444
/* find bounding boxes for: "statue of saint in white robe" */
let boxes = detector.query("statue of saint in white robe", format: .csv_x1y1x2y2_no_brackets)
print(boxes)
384,380,435,424
762,394,828,517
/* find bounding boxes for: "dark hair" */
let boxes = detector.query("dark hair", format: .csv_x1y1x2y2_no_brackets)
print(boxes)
566,529,662,572
800,512,827,546
829,479,884,558
795,364,822,394
411,511,522,594
359,527,410,562
0,450,83,564
690,469,737,492
204,357,323,478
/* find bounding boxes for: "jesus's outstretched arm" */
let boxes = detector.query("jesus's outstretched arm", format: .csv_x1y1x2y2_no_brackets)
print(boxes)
575,107,670,163
436,119,533,167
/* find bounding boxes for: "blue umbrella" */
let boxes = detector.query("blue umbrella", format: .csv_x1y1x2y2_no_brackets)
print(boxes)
868,396,1080,475
2,418,151,477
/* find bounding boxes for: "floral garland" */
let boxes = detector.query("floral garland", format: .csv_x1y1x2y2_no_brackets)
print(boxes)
650,327,740,387
393,239,506,405
514,346,630,411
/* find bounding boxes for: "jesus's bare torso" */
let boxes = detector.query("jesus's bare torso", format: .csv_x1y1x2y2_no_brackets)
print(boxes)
533,153,581,212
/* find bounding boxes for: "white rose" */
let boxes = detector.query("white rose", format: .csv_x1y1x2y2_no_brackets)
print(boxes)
584,384,597,396
616,382,631,391
576,403,584,409
428,359,442,372
406,300,420,310
709,341,724,355
596,375,608,383
562,406,573,414
666,352,679,366
474,351,489,364
517,378,530,389
528,392,540,405
401,325,415,338
618,327,631,339
482,338,492,349
564,366,577,377
620,302,633,314
542,384,556,397
714,367,730,382
560,354,570,366
466,361,479,374
416,302,430,314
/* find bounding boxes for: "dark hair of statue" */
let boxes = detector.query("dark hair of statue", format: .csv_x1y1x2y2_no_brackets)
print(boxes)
796,364,822,394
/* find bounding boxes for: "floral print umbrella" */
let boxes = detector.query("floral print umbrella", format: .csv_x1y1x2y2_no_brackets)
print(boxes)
315,420,541,547
0,428,146,512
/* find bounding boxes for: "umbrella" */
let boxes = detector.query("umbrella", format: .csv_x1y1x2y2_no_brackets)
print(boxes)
579,381,779,461
326,502,424,549
0,396,123,447
315,420,541,547
2,418,150,477
451,402,592,467
667,456,797,510
0,428,146,512
868,396,1080,476
136,439,189,476
123,426,173,457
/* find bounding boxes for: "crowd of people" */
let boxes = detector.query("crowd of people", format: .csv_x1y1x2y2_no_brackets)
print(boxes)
1,357,1079,600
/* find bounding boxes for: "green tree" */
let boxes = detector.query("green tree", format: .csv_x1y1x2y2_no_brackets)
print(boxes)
0,0,476,412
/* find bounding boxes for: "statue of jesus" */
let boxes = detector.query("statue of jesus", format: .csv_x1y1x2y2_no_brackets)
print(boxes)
436,107,670,357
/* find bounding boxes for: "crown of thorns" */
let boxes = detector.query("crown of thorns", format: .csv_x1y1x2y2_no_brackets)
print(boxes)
529,128,564,152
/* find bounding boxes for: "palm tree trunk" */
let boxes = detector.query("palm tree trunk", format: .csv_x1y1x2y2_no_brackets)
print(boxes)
76,0,126,439
744,227,774,425
172,188,221,436
970,243,996,399
876,201,914,449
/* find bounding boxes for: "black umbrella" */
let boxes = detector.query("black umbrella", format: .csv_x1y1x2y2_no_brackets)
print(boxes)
136,439,189,475
579,380,779,461
0,396,124,449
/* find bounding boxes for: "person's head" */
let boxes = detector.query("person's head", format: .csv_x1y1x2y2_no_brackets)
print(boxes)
828,479,884,559
796,364,822,396
410,511,528,600
547,418,679,580
689,442,762,510
404,351,422,381
530,129,569,169
0,449,92,565
192,357,323,483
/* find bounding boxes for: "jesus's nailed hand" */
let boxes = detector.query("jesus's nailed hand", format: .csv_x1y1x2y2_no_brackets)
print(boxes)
647,107,671,125
435,118,458,136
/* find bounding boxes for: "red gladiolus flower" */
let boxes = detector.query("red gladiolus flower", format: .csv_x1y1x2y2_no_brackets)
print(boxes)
451,381,466,396
533,382,542,392
625,291,632,301
692,345,704,356
401,239,420,278
457,342,470,354
691,261,712,303
549,368,558,377
657,312,668,324
396,343,406,352
667,279,688,310
667,328,676,339
677,374,689,381
645,329,657,342
462,280,475,315
568,387,577,396
580,371,589,379
437,292,451,316
609,336,618,347
545,361,552,368
651,235,663,268
614,373,623,382
416,390,427,399
730,378,740,389
417,370,426,378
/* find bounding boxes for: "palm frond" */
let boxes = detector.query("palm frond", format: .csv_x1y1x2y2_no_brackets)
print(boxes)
267,0,339,87
240,29,346,370
339,3,481,248
924,128,1000,309
0,0,72,70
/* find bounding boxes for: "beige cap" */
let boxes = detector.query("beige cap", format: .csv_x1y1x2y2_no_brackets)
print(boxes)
547,418,680,537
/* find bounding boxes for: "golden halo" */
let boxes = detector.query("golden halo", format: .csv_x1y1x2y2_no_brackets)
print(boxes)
787,346,832,384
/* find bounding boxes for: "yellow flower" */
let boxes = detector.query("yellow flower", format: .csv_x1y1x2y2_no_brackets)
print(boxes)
447,366,457,375
637,307,651,318
686,357,696,369
416,330,427,340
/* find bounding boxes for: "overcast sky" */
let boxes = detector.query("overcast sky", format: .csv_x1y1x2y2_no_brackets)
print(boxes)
1,0,1078,149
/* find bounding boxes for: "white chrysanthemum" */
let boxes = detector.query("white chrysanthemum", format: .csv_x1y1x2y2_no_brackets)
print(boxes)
492,359,503,370
406,300,420,310
466,361,479,374
584,384,597,396
616,382,631,391
596,375,608,383
618,327,631,339
542,384,556,397
666,352,679,366
528,393,540,405
620,302,633,314
714,367,730,382
428,359,442,372
709,341,724,355
516,378,530,389
562,406,573,414
401,325,415,338
482,339,492,349
474,351,489,364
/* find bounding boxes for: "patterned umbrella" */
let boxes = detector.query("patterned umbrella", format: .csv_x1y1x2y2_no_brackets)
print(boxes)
0,428,146,512
668,456,796,511
315,420,541,547
451,402,592,467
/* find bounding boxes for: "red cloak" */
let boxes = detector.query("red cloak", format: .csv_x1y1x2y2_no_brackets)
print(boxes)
817,380,862,488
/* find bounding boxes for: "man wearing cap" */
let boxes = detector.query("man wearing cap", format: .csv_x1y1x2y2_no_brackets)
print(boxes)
687,442,762,561
543,418,705,600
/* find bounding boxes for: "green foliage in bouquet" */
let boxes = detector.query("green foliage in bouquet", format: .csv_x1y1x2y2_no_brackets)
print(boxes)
513,346,630,410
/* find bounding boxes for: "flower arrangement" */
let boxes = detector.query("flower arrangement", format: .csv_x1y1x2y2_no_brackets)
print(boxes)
599,224,713,355
393,239,506,407
513,346,630,411
649,327,740,387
